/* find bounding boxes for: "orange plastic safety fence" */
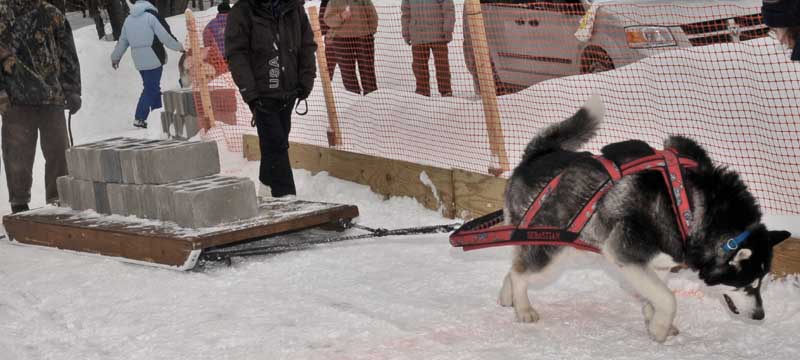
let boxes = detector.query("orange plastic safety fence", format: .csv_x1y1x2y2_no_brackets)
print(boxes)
187,1,800,214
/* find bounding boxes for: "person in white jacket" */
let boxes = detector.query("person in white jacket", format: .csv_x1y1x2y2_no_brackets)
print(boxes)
111,0,184,128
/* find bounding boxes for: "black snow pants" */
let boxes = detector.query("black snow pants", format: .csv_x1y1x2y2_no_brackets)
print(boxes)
2,105,69,205
253,100,296,198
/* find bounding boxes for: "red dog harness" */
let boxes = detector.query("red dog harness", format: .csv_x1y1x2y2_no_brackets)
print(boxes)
449,148,699,253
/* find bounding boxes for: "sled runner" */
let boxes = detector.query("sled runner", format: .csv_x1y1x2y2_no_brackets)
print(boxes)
450,141,699,253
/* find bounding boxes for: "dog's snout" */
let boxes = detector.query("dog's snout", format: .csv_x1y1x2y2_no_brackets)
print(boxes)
752,309,765,321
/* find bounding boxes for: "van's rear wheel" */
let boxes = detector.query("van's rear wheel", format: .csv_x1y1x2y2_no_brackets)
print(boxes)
491,62,527,95
581,47,615,74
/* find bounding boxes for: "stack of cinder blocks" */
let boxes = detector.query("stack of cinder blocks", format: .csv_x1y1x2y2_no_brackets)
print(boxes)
58,138,259,228
161,88,200,140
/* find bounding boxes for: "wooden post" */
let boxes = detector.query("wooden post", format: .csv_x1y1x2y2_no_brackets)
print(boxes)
308,6,342,147
465,0,509,176
185,9,216,129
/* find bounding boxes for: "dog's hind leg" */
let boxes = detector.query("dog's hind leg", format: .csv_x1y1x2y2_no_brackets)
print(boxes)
498,272,513,307
509,263,539,322
503,246,563,323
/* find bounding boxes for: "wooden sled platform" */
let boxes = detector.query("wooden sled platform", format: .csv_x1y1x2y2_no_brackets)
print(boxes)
3,199,359,270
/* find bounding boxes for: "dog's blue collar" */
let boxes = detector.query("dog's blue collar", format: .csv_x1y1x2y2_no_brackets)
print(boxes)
722,230,751,252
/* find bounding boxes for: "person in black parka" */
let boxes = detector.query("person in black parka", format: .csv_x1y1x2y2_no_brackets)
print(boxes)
225,0,317,198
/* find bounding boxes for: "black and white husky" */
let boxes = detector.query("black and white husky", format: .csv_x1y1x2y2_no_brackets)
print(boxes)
498,96,790,342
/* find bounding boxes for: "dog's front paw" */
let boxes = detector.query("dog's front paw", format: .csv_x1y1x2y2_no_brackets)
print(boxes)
515,307,540,323
643,303,679,338
647,318,678,343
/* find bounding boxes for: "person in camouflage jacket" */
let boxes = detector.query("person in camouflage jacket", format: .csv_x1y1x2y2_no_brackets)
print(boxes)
0,1,15,114
0,0,82,213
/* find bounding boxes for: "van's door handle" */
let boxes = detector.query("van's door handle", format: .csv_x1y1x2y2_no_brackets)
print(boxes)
515,19,539,27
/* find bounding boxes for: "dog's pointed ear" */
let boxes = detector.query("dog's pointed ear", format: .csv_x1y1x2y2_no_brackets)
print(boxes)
769,231,791,247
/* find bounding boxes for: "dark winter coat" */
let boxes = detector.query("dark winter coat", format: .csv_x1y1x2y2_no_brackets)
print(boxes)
401,0,455,45
0,0,82,107
224,0,317,104
324,0,378,39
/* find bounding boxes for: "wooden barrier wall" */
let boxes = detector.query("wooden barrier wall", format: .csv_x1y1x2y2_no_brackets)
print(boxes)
243,134,799,275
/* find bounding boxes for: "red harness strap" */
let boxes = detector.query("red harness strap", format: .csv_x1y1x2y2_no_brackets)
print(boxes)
449,149,699,253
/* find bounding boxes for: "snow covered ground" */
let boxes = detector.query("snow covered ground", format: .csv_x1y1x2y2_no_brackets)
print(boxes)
1,3,800,359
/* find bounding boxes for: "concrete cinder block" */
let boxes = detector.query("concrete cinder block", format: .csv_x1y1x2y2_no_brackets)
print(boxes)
174,90,186,116
57,176,72,208
139,185,162,219
63,177,109,213
71,177,96,211
176,88,196,116
173,115,185,139
183,115,199,139
122,184,146,218
93,182,110,214
107,183,147,217
65,148,82,178
106,183,127,216
172,176,258,228
118,140,166,184
163,90,176,115
64,173,257,227
67,137,141,181
161,111,171,136
131,140,220,184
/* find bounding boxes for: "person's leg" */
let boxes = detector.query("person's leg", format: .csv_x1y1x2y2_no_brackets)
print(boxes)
336,37,361,94
135,70,151,122
411,43,431,97
38,108,69,204
1,106,39,208
432,42,453,96
272,105,296,197
357,35,378,95
254,101,295,197
135,67,163,123
149,66,163,111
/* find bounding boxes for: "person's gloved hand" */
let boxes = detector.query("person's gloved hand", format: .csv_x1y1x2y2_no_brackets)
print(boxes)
111,59,119,70
0,90,10,114
65,93,82,115
247,98,263,113
296,87,311,101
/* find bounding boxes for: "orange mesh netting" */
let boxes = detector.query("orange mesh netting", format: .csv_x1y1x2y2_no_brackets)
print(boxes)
186,1,800,214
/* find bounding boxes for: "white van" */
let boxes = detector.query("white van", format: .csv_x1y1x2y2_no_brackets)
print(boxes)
463,0,769,93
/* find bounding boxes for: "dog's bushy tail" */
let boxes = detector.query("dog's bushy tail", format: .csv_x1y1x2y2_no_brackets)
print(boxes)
522,95,604,163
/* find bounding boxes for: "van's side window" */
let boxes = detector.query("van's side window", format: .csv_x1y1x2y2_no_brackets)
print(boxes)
547,0,586,16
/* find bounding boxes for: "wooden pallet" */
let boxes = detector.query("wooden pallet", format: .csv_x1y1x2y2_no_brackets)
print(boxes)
3,199,359,270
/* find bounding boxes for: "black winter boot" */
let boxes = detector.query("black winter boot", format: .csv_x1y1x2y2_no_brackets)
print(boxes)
11,204,29,214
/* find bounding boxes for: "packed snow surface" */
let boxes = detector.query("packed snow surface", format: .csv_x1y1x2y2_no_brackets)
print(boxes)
1,3,799,360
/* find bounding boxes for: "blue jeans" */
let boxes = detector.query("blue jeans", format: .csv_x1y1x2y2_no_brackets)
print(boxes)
135,66,163,121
